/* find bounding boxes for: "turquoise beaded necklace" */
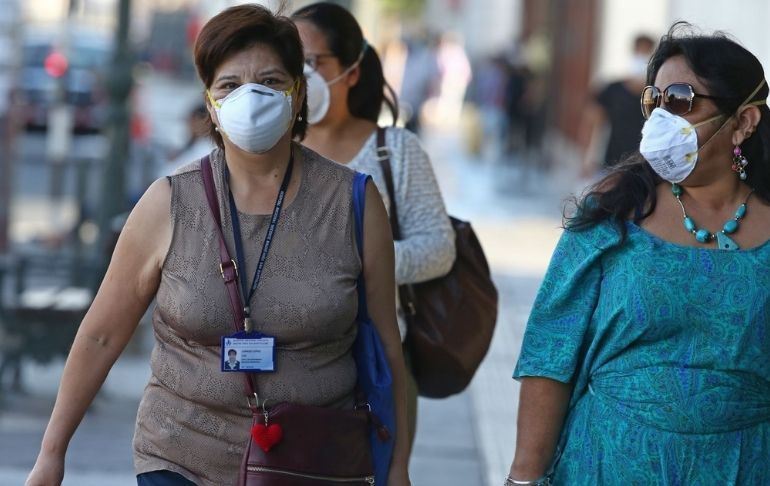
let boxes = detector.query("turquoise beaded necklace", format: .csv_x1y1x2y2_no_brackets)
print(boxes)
671,183,753,250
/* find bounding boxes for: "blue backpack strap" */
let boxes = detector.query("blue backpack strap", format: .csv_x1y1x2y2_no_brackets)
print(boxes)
352,172,371,320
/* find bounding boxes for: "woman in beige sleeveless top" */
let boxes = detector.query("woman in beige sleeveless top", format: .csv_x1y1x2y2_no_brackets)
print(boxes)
26,5,411,486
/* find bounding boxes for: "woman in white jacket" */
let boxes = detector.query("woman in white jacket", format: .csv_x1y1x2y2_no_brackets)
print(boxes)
293,1,456,453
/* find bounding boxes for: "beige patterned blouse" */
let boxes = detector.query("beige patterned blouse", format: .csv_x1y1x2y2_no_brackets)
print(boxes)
133,145,361,485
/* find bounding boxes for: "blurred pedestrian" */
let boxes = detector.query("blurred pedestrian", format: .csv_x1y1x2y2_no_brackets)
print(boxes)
469,54,511,161
579,34,656,179
25,5,411,486
159,103,214,177
507,24,770,485
502,52,530,157
292,1,456,454
516,32,551,164
434,33,472,124
400,33,439,134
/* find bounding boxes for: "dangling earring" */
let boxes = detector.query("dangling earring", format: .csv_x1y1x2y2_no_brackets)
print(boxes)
297,114,303,122
732,145,749,181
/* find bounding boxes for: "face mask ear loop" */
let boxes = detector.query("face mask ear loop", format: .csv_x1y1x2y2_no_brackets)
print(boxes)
325,41,368,87
742,79,766,108
715,78,768,131
286,79,301,128
206,90,222,109
691,79,767,155
205,90,224,134
732,81,767,142
285,79,300,97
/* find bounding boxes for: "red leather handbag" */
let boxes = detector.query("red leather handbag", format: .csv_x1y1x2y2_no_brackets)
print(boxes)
238,402,374,485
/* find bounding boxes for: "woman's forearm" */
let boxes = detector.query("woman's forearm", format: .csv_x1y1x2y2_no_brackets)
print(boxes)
391,132,456,286
509,377,572,479
394,230,455,285
36,178,170,459
384,341,410,467
39,331,127,455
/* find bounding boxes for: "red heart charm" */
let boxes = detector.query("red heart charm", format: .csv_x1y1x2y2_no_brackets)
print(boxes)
251,423,283,452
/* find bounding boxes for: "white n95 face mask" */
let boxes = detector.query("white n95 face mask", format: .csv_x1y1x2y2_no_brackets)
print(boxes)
304,43,367,125
304,64,331,124
629,54,649,79
208,82,296,153
639,108,723,183
640,78,768,183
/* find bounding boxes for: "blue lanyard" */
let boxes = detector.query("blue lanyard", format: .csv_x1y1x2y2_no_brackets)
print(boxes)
226,152,294,318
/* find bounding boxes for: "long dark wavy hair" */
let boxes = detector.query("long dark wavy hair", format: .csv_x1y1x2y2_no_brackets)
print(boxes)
292,2,399,124
566,22,770,238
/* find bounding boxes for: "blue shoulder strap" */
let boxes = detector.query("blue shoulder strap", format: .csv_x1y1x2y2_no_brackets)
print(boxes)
351,170,395,486
352,172,370,320
352,172,368,258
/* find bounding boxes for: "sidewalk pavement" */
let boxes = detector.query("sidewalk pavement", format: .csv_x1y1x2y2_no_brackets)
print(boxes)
0,107,576,485
427,127,571,486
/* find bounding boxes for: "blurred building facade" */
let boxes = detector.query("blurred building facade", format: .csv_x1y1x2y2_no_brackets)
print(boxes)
18,0,770,167
422,0,520,58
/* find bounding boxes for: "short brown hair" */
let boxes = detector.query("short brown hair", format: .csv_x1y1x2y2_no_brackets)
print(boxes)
194,4,307,147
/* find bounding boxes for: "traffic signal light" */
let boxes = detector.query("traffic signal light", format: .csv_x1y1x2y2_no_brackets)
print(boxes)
44,51,68,78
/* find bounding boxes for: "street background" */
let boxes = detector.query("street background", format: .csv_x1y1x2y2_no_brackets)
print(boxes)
1,0,767,485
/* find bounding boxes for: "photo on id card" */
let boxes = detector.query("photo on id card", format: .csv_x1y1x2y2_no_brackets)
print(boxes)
221,333,276,372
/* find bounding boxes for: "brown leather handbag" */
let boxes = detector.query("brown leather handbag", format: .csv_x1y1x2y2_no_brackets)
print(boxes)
377,128,499,398
199,155,375,485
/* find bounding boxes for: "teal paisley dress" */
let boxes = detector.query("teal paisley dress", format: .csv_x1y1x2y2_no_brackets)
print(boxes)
514,221,770,485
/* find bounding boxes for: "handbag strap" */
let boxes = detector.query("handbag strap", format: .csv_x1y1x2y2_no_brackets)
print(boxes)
375,128,418,317
376,128,402,241
352,172,371,322
200,155,258,405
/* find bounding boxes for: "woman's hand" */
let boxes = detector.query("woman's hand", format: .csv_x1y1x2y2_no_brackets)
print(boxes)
508,377,572,483
25,452,64,486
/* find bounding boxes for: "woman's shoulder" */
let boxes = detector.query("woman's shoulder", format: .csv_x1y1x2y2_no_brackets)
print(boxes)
560,220,624,254
384,126,422,151
167,149,221,179
170,161,201,176
299,143,357,181
537,221,624,285
381,126,431,176
122,177,173,248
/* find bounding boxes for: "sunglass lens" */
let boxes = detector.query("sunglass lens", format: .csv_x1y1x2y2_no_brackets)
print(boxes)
664,84,693,116
641,86,658,119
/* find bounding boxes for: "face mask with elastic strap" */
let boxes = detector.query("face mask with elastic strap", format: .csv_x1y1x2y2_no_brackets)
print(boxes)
640,78,767,183
305,41,368,125
206,80,299,153
686,78,767,157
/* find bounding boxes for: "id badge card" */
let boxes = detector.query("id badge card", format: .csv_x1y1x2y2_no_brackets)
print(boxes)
221,332,275,372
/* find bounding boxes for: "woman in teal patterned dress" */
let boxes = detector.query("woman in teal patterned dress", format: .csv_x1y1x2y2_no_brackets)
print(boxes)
506,24,770,486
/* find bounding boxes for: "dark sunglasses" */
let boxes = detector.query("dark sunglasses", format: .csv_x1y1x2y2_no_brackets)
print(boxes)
640,83,728,119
